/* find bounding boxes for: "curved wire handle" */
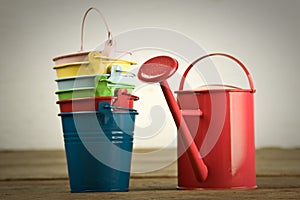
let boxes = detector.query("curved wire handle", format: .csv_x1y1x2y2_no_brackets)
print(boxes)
179,53,256,93
115,69,136,77
102,104,138,112
80,7,112,52
118,91,139,101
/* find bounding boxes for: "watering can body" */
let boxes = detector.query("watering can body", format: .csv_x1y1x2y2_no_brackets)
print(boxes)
176,89,256,189
176,53,257,189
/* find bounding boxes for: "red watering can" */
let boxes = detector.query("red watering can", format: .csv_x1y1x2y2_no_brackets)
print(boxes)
138,53,256,189
176,53,256,189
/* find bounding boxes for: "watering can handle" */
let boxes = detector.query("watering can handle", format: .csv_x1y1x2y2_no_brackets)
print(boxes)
80,7,112,52
179,53,256,93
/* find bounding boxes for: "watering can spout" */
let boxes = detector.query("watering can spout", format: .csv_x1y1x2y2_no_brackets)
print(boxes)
198,160,208,182
189,149,208,182
161,80,208,182
179,117,208,182
137,55,208,183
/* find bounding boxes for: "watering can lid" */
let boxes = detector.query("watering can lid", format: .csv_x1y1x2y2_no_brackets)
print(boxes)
175,84,253,93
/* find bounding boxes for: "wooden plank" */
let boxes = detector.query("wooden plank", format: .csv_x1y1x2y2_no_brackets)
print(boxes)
0,148,299,180
0,150,67,180
0,149,299,200
0,178,299,200
256,148,300,176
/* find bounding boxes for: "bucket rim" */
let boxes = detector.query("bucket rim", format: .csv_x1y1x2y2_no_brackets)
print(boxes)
58,110,139,116
55,74,109,82
53,52,137,66
56,96,115,104
53,61,89,69
55,87,95,94
52,51,91,62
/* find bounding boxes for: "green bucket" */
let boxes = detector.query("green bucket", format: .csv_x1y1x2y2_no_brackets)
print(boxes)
55,87,96,100
55,76,135,100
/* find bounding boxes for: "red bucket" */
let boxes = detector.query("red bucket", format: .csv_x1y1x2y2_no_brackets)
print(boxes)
57,89,139,112
175,53,256,189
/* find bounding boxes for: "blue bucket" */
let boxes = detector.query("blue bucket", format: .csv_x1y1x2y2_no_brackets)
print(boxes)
58,102,138,192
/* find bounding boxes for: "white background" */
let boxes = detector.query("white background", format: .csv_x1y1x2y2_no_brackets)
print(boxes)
0,0,299,150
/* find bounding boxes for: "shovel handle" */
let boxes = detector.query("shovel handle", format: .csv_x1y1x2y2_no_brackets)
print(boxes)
80,7,112,51
179,53,256,93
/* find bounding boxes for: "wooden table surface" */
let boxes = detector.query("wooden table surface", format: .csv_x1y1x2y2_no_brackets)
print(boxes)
0,148,299,200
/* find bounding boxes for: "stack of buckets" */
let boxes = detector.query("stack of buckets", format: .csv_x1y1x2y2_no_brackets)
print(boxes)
53,50,139,192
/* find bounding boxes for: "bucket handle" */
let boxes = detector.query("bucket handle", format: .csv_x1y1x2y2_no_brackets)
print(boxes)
115,69,136,77
179,53,256,93
101,103,138,113
114,88,139,101
117,90,140,101
80,7,112,52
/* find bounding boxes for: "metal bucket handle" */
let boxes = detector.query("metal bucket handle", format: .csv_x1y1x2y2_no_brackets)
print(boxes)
179,53,256,93
116,89,140,101
80,7,112,52
100,102,138,112
113,88,139,107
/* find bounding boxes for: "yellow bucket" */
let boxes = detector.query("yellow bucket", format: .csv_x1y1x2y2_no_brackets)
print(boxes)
53,52,137,78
